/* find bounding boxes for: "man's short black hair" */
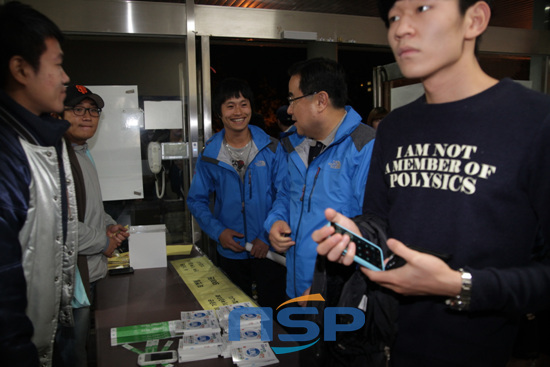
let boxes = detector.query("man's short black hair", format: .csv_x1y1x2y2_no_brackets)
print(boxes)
0,1,64,88
288,57,348,109
377,0,493,28
212,77,254,117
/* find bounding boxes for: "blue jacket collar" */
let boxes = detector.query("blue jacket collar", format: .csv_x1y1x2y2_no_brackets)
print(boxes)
288,105,362,148
203,124,271,159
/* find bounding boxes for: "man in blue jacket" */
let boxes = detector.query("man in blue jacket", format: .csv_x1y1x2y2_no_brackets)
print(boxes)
265,58,376,300
187,78,286,309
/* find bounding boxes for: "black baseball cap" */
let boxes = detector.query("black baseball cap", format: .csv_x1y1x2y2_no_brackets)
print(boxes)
276,105,293,125
64,84,105,108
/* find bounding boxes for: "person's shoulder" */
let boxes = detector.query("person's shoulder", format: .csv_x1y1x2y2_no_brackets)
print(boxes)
497,78,550,104
267,135,279,153
205,130,224,147
338,106,370,136
0,124,30,200
249,125,278,151
249,124,270,138
0,118,25,157
349,122,376,151
199,131,224,160
495,79,550,120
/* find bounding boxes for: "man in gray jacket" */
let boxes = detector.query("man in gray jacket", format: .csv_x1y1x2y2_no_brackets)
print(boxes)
59,84,129,366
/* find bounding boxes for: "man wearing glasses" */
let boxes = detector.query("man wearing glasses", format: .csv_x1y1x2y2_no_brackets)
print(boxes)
265,57,376,302
60,84,129,366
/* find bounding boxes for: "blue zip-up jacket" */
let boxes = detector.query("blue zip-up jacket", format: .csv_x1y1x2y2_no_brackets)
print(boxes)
265,106,375,298
187,125,282,260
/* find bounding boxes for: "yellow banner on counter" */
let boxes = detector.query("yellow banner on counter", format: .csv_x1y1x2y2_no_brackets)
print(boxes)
166,244,193,256
171,256,256,310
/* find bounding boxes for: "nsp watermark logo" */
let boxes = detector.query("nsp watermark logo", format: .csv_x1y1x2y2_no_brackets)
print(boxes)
228,294,365,354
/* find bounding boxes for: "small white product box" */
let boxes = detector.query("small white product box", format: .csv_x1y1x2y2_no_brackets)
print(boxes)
129,224,167,269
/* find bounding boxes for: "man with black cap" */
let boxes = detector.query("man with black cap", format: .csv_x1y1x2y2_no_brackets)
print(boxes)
60,84,129,367
276,105,295,138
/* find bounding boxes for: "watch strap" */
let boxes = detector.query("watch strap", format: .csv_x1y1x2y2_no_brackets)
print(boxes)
445,268,472,311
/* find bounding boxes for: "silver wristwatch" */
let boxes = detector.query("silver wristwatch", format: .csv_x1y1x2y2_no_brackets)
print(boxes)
445,268,472,311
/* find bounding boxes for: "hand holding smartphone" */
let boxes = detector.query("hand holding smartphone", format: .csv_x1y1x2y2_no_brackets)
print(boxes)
327,222,385,271
327,222,452,272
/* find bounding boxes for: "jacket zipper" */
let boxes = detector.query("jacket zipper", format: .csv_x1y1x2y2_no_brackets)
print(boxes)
248,170,252,200
241,178,247,242
293,164,320,297
307,167,321,212
242,149,257,244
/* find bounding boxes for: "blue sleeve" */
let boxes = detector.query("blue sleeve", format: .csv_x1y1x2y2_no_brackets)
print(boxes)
350,139,375,215
186,155,226,243
264,144,290,233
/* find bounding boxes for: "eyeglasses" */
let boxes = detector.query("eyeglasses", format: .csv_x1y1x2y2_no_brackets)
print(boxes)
65,107,102,117
287,92,317,105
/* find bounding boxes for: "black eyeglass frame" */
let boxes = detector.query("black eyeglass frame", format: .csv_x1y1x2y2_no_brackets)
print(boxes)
287,92,317,105
65,107,102,117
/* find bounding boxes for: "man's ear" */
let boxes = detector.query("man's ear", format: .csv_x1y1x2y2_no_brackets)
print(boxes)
9,55,33,86
316,91,329,112
464,1,491,40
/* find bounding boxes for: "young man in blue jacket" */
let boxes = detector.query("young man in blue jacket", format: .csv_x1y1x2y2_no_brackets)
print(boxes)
314,1,550,365
187,78,286,309
265,58,376,300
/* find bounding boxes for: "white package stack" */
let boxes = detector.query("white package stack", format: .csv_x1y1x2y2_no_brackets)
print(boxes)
177,332,224,363
215,302,256,322
231,342,279,366
215,302,268,333
181,309,216,322
175,317,220,335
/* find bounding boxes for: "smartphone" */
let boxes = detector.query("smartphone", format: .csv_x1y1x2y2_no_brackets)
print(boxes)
327,222,385,271
137,350,177,365
108,266,134,276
